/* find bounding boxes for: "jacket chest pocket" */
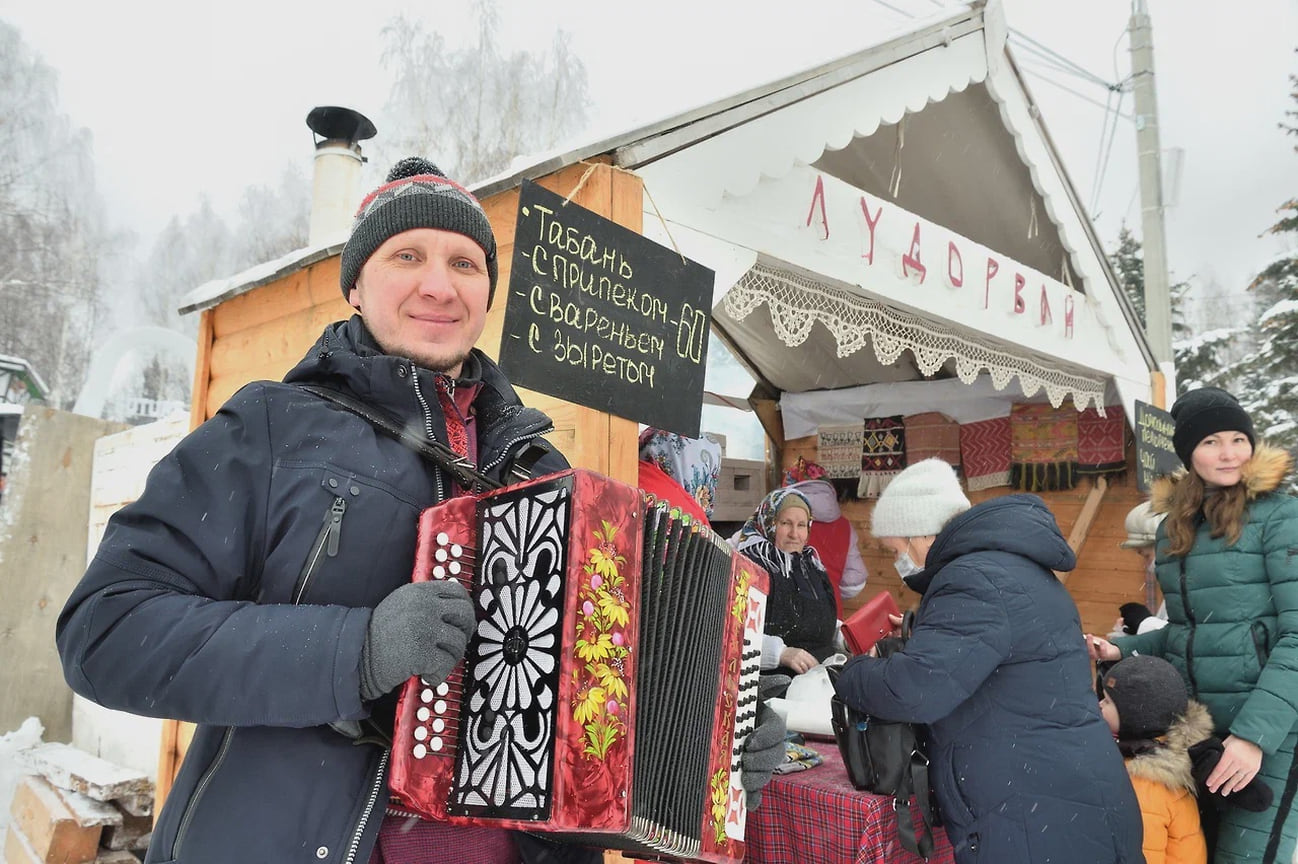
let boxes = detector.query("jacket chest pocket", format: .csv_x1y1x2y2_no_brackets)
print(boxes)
268,463,423,607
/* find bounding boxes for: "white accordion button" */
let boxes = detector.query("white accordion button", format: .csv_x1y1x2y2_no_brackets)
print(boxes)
451,544,463,557
435,548,449,563
430,737,444,752
432,718,446,733
432,566,446,579
420,689,434,703
436,682,450,696
414,726,428,741
413,743,427,759
434,699,447,714
448,562,461,576
436,532,450,545
416,707,430,722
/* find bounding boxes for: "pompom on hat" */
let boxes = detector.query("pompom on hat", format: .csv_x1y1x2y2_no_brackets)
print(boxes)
870,458,971,539
339,157,498,306
1169,386,1255,469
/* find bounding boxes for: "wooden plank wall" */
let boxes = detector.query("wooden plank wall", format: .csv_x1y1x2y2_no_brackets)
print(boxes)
783,435,1155,639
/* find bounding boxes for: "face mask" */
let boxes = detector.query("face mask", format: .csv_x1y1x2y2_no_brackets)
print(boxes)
893,551,923,580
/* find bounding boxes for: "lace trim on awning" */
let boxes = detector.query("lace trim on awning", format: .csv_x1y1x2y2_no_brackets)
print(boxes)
724,265,1106,413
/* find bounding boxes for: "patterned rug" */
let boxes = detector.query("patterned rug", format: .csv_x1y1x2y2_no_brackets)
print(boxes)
858,415,906,498
817,423,866,480
1009,402,1079,491
1077,405,1126,475
904,412,961,468
959,415,1012,491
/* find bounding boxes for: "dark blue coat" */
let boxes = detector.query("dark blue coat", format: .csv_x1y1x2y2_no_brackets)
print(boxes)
57,317,570,864
833,495,1145,864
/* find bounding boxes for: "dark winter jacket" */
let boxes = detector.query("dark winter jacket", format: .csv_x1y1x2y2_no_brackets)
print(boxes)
741,538,839,667
56,317,570,864
833,494,1145,864
1116,444,1298,864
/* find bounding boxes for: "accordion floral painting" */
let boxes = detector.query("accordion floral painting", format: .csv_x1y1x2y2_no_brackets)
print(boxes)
572,520,632,760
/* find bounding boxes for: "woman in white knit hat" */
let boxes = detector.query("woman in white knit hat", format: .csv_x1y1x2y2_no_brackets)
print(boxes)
832,458,1144,864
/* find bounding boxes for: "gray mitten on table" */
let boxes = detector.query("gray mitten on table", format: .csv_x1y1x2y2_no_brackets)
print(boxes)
359,580,475,701
742,702,788,809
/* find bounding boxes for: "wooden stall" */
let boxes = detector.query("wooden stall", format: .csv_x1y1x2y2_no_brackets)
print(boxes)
160,0,1165,818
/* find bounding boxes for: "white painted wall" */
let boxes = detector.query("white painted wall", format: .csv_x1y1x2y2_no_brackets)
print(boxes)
74,412,189,780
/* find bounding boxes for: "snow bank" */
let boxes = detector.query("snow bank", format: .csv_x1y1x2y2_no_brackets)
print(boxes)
0,717,44,845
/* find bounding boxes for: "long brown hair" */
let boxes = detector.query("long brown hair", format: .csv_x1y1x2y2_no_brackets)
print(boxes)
1162,469,1250,557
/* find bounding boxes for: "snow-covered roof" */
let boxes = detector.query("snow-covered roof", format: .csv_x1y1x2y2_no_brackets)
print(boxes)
176,237,346,315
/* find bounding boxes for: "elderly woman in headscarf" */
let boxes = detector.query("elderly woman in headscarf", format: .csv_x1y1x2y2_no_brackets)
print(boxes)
733,488,839,677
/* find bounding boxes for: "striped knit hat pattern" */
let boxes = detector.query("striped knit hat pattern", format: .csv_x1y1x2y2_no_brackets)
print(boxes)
339,157,498,306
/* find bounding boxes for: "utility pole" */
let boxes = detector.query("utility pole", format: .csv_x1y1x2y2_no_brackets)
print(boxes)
1128,0,1174,370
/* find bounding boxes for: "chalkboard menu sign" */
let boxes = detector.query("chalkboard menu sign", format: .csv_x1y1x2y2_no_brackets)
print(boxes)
499,181,715,438
1135,400,1180,492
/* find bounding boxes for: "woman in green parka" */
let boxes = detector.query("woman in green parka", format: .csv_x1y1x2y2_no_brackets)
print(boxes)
1088,387,1298,863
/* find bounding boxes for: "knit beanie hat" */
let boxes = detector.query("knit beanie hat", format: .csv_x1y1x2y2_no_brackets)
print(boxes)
1169,387,1256,469
1104,655,1188,740
1118,501,1164,549
339,157,498,306
1117,602,1154,635
871,458,971,538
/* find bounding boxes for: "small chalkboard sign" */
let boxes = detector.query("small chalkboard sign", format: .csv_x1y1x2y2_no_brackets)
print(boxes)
499,181,715,439
1135,400,1180,492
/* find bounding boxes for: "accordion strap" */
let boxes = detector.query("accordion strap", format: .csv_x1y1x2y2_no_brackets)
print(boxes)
298,383,502,493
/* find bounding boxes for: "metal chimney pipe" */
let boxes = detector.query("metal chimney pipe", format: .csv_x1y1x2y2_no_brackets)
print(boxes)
306,106,377,245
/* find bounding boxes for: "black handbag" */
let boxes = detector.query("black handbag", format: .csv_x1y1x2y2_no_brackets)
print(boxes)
828,611,937,860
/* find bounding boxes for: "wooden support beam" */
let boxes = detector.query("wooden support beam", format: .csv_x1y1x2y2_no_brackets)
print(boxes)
1057,476,1107,584
1150,370,1167,409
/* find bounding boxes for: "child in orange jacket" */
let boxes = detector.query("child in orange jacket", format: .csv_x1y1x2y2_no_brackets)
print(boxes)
1099,655,1208,864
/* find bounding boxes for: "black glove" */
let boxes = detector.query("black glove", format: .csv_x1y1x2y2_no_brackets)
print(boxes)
742,702,787,809
359,580,475,701
1188,737,1275,813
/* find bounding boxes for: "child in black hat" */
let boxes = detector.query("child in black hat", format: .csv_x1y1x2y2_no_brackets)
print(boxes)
1100,655,1210,864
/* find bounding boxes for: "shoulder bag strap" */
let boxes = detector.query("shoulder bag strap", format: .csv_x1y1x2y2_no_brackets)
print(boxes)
298,383,502,493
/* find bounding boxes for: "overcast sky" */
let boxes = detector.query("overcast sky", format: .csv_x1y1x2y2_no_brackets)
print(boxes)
1,0,1294,318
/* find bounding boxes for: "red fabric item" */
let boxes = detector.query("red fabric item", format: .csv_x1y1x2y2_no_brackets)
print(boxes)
434,377,469,460
369,815,520,864
637,459,709,523
1077,405,1126,474
809,517,852,616
958,415,1012,491
744,745,954,864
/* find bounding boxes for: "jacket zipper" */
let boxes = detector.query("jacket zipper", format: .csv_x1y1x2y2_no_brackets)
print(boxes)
292,496,347,604
171,726,235,859
1179,557,1201,699
343,749,389,864
409,366,445,501
480,426,554,476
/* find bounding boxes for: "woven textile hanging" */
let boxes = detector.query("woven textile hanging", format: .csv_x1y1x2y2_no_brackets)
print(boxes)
858,415,906,499
1009,402,1079,491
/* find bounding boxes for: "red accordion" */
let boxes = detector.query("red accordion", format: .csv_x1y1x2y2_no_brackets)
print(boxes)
389,469,769,863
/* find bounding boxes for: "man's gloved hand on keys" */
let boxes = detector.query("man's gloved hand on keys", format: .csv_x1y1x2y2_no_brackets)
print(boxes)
359,580,476,701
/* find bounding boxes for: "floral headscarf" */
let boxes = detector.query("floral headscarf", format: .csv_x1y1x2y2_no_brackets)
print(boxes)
638,428,722,517
735,488,813,547
734,487,826,581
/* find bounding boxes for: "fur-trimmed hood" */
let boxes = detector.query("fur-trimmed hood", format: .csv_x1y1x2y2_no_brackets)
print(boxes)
1125,700,1215,794
1150,442,1293,513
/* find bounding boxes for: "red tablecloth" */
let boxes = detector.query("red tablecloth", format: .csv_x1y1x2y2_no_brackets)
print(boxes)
744,742,955,864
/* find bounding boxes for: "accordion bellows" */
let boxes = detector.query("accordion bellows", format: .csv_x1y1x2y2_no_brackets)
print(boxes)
389,469,770,863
